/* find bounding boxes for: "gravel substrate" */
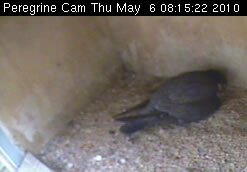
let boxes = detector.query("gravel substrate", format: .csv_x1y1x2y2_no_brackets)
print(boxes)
40,74,247,172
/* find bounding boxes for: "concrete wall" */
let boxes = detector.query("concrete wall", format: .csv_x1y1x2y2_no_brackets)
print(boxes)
1,16,247,153
0,17,122,153
107,16,247,87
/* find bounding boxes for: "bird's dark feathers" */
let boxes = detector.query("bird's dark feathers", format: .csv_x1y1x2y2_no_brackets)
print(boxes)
119,112,178,134
114,69,226,134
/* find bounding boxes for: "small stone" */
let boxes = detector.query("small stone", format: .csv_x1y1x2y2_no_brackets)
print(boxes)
93,155,102,161
119,158,126,164
66,163,73,169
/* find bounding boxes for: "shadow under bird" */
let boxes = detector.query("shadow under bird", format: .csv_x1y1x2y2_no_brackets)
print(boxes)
114,69,227,134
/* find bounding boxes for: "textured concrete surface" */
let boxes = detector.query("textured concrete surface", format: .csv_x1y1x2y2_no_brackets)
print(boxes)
107,16,247,87
18,153,53,172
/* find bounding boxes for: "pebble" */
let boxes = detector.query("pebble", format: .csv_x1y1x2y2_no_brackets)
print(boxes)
93,155,103,161
119,158,126,164
66,163,74,169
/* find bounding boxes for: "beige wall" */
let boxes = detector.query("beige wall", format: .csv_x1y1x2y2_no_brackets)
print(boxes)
0,17,122,153
107,16,247,87
1,16,247,153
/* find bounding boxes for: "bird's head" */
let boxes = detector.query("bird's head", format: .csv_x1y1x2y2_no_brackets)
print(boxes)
205,69,227,85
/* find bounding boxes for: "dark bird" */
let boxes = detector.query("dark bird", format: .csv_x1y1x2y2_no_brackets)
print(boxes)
114,69,227,134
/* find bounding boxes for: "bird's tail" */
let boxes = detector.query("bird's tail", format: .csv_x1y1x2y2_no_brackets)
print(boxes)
114,99,150,118
118,113,177,134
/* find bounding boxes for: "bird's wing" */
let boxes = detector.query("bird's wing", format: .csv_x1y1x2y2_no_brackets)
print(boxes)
167,96,222,123
167,81,217,104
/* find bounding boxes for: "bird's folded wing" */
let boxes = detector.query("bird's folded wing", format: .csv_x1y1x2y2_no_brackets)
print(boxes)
167,82,217,104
